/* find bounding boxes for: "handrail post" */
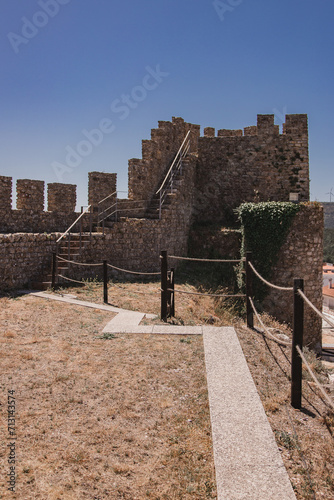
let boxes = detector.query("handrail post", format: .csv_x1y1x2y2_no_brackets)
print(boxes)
51,252,57,289
103,260,108,304
89,205,92,242
291,278,304,409
68,232,71,261
159,191,162,220
246,252,254,328
80,206,83,251
161,251,168,322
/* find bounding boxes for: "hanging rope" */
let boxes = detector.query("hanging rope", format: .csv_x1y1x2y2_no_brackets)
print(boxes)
57,256,103,267
169,255,243,263
249,297,292,347
167,288,245,298
107,263,160,276
296,345,334,412
58,274,86,285
248,261,293,291
298,289,334,329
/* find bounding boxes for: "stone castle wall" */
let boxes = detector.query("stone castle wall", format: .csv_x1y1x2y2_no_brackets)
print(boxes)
0,233,59,290
0,156,197,288
0,177,79,233
128,116,200,202
262,204,323,351
0,113,323,350
194,114,309,224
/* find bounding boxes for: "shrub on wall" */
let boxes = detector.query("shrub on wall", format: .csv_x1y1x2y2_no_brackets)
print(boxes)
237,201,300,300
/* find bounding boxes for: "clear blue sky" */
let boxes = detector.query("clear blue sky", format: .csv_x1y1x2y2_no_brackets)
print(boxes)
1,0,333,209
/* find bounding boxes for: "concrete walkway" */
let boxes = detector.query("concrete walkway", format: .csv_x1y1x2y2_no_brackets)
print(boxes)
28,291,296,499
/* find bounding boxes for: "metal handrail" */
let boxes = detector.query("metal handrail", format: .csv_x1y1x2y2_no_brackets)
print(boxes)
56,205,92,244
98,190,117,205
156,130,191,195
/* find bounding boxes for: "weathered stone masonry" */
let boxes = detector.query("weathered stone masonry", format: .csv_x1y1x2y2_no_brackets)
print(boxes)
0,113,323,349
194,114,309,224
262,204,323,351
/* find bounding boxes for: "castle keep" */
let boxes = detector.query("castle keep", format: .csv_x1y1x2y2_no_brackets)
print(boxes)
0,114,323,349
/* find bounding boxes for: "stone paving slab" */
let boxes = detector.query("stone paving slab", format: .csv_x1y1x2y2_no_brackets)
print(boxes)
102,323,204,334
203,326,296,499
28,292,156,320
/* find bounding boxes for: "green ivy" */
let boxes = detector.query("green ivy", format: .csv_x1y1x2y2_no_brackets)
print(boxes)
237,202,300,300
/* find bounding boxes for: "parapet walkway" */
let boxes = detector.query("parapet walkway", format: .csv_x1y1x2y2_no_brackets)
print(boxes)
30,291,296,499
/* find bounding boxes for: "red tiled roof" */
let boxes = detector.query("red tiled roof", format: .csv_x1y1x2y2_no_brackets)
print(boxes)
323,286,334,298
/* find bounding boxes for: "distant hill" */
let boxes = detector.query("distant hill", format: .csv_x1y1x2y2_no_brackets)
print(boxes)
322,202,334,228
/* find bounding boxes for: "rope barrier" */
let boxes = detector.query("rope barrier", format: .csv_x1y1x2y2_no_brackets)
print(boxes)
169,255,243,263
249,297,292,347
167,288,246,298
58,274,85,285
298,289,334,329
110,282,160,295
57,256,103,267
296,345,334,412
107,263,161,276
248,261,293,291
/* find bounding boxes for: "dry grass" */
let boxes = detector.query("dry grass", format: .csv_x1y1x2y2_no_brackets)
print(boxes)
236,314,334,500
1,278,334,499
0,291,216,499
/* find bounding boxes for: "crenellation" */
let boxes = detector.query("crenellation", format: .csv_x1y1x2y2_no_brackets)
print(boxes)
204,127,215,137
88,171,117,207
16,179,44,211
0,113,321,350
0,176,12,211
244,126,257,136
257,114,275,135
284,114,308,136
47,183,76,213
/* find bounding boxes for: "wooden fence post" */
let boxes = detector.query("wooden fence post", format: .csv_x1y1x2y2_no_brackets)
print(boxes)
103,260,108,304
291,278,304,409
161,251,168,322
246,251,254,328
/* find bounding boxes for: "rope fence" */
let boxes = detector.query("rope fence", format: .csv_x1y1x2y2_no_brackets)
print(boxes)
169,255,243,263
248,297,292,347
298,289,334,329
107,263,161,276
52,252,161,303
248,261,293,291
296,345,334,412
245,252,334,412
53,248,334,415
57,255,103,267
57,274,86,285
160,251,245,322
167,288,245,298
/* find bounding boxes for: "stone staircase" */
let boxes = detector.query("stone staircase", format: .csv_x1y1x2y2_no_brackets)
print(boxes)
31,132,191,290
31,233,101,290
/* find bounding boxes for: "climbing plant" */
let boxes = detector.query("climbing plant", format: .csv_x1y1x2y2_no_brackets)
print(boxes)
237,201,300,300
